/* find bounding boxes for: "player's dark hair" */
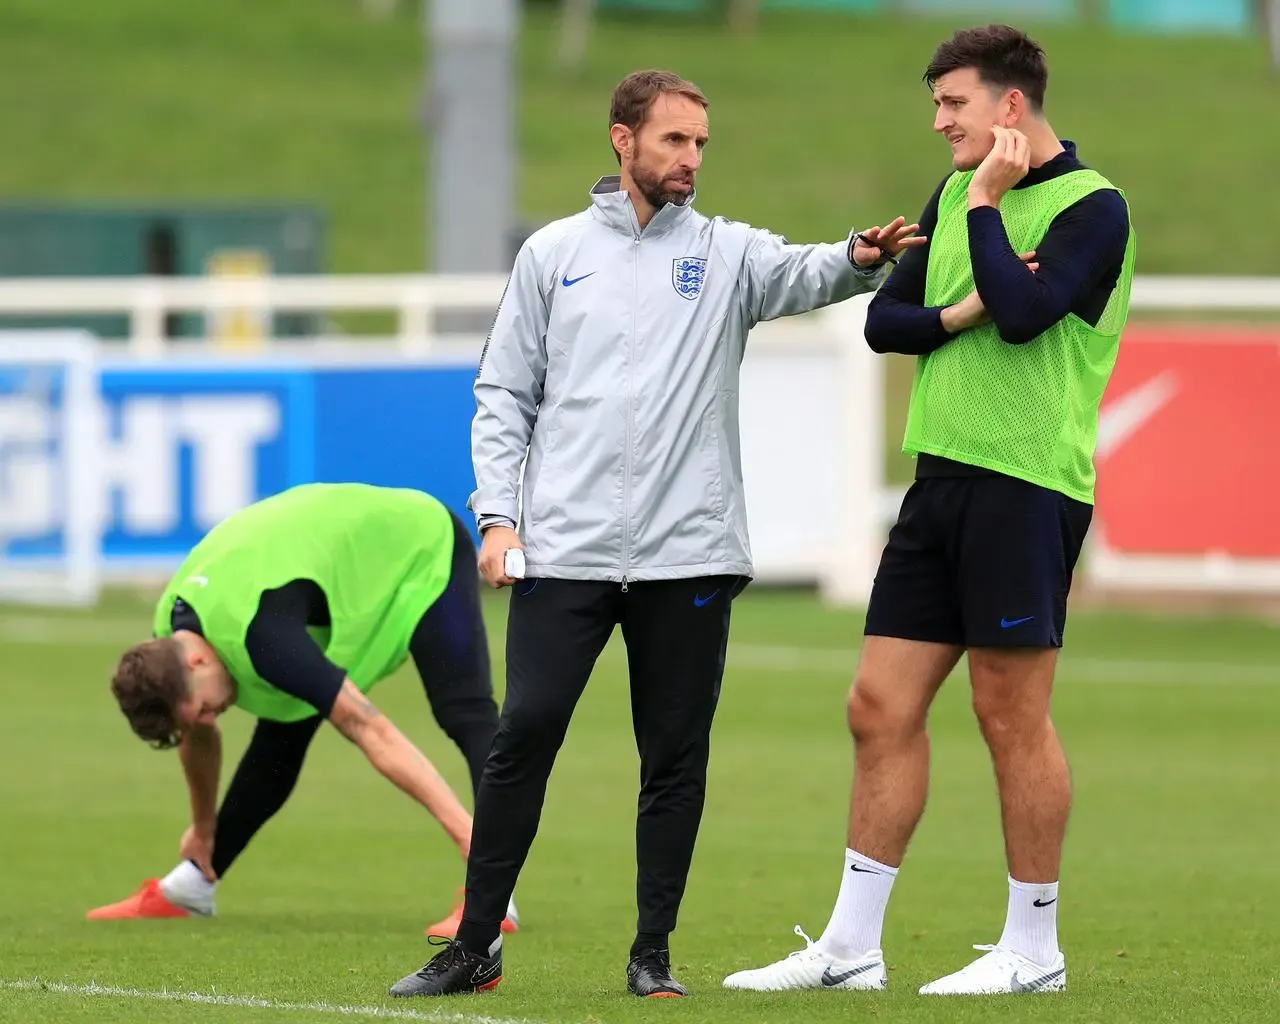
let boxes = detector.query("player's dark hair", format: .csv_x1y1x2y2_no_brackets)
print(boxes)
608,69,708,165
110,638,189,750
924,25,1049,112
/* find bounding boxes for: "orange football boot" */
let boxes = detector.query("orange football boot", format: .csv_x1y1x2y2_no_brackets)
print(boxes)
86,879,194,920
425,887,519,938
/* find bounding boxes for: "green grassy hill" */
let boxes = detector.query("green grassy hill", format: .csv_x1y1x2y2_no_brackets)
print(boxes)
2,0,1278,275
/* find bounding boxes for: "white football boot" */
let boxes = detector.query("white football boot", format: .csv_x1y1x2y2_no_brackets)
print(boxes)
919,943,1066,995
723,925,887,992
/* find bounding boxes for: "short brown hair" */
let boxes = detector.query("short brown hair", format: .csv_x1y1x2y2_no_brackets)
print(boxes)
924,25,1049,112
608,69,708,164
110,638,189,750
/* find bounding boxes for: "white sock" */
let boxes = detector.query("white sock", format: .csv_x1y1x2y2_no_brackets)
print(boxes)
997,875,1059,967
816,848,898,960
506,894,519,925
159,860,217,914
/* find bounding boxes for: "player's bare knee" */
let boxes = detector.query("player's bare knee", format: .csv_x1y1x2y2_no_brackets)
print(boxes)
969,648,1056,743
972,699,1018,752
971,689,1051,754
846,674,920,745
845,682,870,738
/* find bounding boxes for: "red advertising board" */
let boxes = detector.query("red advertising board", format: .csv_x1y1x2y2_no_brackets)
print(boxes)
1095,325,1280,559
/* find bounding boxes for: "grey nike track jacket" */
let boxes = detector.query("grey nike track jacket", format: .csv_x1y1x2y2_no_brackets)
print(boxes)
469,175,887,584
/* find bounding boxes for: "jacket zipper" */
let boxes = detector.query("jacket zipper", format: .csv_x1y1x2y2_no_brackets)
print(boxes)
621,230,640,593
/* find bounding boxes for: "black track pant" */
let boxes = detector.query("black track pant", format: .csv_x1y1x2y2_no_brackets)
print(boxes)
208,514,499,879
456,575,743,955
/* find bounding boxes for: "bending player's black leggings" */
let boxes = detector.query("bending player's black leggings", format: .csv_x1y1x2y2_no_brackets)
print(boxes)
209,513,498,879
457,575,745,957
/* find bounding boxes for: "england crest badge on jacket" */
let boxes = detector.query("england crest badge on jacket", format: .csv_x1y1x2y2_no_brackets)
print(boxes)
672,257,707,300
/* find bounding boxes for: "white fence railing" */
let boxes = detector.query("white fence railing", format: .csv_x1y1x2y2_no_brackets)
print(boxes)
0,275,507,355
0,274,1277,603
1,274,1279,354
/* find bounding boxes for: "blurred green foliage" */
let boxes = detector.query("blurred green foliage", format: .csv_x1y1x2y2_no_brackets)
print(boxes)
0,0,1276,275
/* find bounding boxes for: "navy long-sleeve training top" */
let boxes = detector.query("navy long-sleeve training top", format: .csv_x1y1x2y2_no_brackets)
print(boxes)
863,140,1129,477
864,140,1128,353
171,580,347,718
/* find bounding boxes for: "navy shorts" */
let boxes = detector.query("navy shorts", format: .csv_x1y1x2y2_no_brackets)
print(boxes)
864,473,1093,649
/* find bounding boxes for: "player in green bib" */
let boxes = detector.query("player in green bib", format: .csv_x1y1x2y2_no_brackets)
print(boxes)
87,483,518,936
729,26,1134,998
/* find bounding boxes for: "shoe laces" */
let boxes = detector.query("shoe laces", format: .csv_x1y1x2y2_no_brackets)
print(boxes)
415,935,469,978
962,943,1022,974
633,947,672,971
787,924,821,959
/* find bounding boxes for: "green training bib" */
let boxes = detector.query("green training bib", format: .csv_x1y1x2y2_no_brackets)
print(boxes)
153,483,455,721
905,167,1137,503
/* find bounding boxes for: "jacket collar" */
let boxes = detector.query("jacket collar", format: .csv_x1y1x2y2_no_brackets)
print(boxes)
588,175,695,239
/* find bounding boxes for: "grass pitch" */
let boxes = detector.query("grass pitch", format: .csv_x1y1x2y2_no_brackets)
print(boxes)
1,587,1277,1022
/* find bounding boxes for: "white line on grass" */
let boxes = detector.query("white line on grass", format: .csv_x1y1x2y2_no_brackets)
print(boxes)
0,978,540,1024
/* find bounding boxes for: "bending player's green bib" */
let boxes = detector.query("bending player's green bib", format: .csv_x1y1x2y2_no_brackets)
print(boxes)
905,167,1137,504
153,483,455,722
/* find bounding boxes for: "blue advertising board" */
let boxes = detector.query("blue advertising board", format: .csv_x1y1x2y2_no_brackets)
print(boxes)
1,357,483,574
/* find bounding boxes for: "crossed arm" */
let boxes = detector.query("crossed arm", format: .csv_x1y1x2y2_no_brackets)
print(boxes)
864,176,1129,354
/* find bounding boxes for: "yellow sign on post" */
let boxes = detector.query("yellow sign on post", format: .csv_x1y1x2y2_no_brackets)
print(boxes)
205,248,271,349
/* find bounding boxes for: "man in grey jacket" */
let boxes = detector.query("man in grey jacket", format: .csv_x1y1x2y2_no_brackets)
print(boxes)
390,68,924,1000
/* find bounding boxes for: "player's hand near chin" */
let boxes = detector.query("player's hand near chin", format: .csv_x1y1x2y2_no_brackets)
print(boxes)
478,525,522,589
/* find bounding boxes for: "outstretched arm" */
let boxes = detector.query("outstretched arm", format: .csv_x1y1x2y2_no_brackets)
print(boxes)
177,721,221,879
328,682,473,855
179,722,220,833
742,217,923,324
863,177,957,355
241,583,474,856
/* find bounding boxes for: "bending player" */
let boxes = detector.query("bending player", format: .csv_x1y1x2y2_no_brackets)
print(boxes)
87,482,518,935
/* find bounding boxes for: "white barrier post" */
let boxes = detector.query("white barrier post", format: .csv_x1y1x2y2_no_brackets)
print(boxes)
399,281,433,355
0,331,102,606
132,280,167,356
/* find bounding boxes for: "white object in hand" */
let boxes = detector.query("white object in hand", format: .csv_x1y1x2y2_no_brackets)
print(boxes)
504,548,526,579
